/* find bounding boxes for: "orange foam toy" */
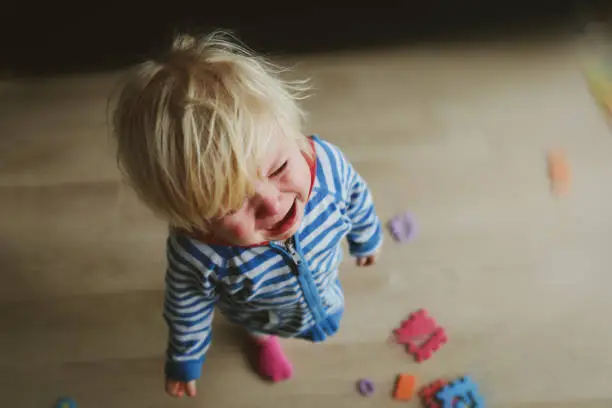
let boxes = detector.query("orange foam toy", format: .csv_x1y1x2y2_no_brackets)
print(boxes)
393,374,416,401
547,149,570,196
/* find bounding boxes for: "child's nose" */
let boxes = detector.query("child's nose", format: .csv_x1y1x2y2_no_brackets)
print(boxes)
253,183,280,215
258,194,280,215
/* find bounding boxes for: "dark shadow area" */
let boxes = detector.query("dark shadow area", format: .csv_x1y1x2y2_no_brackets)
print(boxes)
2,1,612,78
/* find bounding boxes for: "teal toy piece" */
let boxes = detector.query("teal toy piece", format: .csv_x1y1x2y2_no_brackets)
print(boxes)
435,376,484,408
55,397,77,408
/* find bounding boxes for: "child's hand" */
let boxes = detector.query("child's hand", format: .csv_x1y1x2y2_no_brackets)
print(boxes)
165,378,197,398
356,250,379,267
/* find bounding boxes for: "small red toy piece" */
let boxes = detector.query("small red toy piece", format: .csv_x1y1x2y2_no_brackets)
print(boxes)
394,309,437,344
393,308,448,362
419,379,449,408
407,327,448,362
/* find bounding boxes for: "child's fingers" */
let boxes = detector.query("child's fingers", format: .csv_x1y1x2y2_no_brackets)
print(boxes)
185,381,197,397
356,255,376,266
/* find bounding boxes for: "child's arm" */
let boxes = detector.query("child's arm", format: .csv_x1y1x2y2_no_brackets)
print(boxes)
318,140,383,258
163,234,219,390
344,161,383,258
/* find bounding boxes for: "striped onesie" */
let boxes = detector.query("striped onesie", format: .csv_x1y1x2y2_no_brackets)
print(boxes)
163,135,383,382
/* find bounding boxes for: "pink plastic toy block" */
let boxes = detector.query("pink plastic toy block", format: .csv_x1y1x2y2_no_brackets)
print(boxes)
392,308,448,362
394,309,437,344
407,327,448,362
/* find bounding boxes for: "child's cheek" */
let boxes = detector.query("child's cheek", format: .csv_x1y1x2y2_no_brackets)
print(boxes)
227,221,250,241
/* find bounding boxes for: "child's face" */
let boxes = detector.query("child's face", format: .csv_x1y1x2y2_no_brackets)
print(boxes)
209,135,312,245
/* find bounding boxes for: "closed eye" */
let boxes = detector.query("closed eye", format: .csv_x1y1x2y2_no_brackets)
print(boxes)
270,160,288,177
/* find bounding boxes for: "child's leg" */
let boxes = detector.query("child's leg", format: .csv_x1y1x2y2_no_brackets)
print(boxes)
250,332,293,382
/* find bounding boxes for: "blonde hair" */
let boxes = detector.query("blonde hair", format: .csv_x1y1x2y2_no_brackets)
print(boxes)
111,30,312,233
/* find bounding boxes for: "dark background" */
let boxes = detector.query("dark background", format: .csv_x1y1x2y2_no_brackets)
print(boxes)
2,1,611,77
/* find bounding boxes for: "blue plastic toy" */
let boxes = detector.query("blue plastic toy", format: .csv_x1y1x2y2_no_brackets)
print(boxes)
55,397,77,408
435,376,484,408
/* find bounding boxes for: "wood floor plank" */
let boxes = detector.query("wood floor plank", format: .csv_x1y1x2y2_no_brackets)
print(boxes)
1,32,612,407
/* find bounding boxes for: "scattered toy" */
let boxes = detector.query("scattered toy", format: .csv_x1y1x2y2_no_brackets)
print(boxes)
547,149,570,196
394,308,437,344
388,211,417,243
393,308,448,362
393,373,416,401
436,376,484,408
419,379,449,408
387,312,486,405
357,378,375,396
407,327,448,362
54,397,77,408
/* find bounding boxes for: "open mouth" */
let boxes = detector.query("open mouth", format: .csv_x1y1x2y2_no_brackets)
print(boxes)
266,200,298,236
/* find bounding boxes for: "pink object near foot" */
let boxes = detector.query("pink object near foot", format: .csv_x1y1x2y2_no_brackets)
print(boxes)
257,336,293,382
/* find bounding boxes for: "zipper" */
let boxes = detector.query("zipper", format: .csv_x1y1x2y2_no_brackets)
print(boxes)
280,236,329,331
284,237,301,269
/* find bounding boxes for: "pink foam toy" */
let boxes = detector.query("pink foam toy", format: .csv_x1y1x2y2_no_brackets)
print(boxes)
392,309,448,362
407,327,448,362
394,309,437,344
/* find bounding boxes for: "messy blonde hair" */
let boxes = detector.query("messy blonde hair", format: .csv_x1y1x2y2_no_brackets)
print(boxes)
111,30,311,233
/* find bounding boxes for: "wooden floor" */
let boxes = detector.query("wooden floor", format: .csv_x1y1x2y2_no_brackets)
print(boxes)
2,31,612,407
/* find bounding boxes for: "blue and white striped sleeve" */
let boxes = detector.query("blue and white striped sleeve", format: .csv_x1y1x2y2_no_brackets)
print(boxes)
340,151,383,257
163,234,219,382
